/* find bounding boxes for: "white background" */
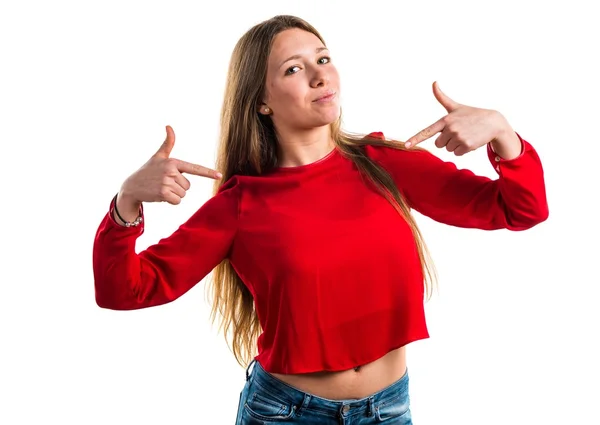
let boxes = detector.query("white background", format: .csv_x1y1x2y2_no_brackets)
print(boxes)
2,0,598,424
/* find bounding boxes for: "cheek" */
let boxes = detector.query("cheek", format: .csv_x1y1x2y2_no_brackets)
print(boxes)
271,81,305,106
330,68,341,87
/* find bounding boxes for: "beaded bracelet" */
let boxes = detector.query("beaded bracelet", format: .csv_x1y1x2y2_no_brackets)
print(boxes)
112,193,143,227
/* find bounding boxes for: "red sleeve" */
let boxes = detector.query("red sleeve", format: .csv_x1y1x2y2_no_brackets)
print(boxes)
365,132,549,230
92,177,241,310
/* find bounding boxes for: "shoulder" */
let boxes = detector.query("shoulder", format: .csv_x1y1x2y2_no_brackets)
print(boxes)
201,175,243,216
178,175,241,233
362,131,437,170
217,174,243,195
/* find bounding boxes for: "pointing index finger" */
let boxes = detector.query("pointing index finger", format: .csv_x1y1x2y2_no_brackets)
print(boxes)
405,117,446,148
175,159,223,179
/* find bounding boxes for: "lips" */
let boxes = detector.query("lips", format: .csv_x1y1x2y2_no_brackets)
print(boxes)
314,91,336,102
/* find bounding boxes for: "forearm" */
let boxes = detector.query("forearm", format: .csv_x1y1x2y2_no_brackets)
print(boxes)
487,133,549,228
93,225,141,309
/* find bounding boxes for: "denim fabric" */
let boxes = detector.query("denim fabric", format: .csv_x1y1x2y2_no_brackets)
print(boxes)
235,359,412,424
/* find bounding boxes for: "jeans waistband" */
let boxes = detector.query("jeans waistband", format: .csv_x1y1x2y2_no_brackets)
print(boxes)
244,358,409,417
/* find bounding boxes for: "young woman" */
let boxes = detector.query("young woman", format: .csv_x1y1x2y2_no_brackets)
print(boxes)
93,15,548,424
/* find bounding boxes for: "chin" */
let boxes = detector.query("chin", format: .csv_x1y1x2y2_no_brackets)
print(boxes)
315,108,341,127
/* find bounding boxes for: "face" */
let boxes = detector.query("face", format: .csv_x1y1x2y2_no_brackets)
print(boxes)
261,28,341,131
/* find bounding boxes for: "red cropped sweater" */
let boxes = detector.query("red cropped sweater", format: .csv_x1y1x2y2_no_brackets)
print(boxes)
93,132,548,374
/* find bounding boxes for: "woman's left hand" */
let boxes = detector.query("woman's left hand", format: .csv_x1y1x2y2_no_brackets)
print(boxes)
404,82,521,158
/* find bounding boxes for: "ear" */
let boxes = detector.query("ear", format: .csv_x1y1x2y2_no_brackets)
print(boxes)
257,103,271,115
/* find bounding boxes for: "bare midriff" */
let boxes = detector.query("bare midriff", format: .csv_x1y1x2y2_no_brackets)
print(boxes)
270,346,407,400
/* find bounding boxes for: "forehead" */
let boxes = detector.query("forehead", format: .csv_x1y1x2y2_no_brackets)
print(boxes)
269,28,324,62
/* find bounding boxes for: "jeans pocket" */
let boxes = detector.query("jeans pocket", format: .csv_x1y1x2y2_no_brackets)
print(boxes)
243,390,297,422
375,394,412,423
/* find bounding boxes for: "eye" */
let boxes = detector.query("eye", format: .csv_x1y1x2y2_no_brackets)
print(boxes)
284,56,332,76
285,65,300,75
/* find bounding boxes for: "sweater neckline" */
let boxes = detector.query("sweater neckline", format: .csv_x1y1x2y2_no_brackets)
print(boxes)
269,147,339,175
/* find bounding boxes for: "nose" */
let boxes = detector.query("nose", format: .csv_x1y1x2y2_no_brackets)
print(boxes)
310,67,329,88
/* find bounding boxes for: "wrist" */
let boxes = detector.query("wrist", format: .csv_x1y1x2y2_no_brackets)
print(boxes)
491,118,522,160
113,188,143,227
119,180,140,205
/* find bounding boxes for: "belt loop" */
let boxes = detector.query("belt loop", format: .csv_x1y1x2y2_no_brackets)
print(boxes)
296,394,311,417
367,396,374,417
245,358,256,381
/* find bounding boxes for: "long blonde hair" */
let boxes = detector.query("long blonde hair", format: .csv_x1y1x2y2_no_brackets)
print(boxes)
206,15,437,369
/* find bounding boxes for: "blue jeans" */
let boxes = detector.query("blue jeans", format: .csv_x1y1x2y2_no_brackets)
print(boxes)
235,359,413,424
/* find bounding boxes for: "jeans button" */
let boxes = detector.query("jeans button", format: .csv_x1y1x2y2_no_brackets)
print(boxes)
342,405,350,414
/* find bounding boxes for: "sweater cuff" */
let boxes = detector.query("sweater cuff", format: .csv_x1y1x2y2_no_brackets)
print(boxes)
487,132,526,173
107,194,145,234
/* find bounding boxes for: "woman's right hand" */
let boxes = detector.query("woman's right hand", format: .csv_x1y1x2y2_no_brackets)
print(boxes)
115,125,222,223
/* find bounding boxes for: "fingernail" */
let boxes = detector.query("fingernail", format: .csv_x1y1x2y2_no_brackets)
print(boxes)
216,172,223,179
405,142,411,148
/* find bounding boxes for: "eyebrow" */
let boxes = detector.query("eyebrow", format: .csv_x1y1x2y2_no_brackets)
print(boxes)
279,47,329,69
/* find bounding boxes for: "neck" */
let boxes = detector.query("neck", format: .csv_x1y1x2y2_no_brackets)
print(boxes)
275,125,335,168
